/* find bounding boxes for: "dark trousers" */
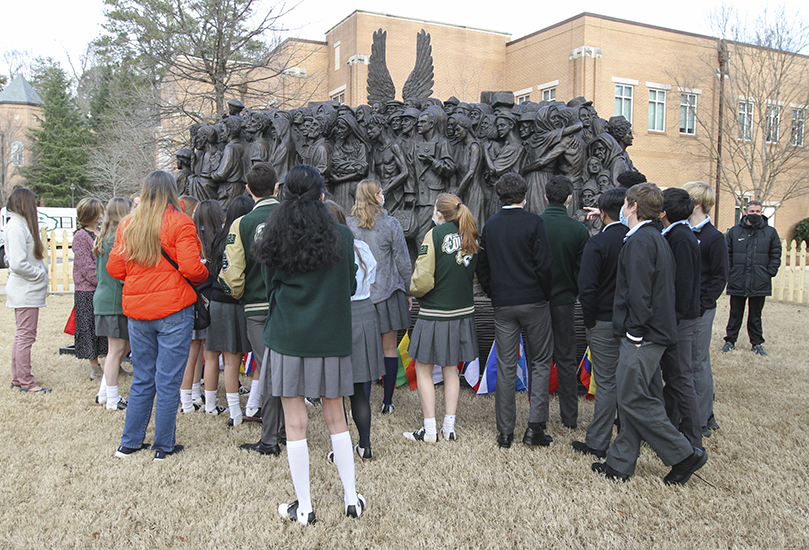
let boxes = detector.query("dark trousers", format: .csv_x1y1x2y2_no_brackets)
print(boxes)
493,302,553,436
247,316,285,445
550,303,578,428
725,295,766,346
584,320,621,452
660,318,702,449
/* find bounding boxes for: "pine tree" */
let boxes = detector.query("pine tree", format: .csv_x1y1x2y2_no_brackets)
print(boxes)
22,59,93,206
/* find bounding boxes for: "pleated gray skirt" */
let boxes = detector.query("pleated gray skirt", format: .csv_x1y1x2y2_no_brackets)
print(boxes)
351,298,385,383
408,316,479,367
192,327,207,341
270,350,354,399
95,314,129,340
206,301,251,354
375,290,411,333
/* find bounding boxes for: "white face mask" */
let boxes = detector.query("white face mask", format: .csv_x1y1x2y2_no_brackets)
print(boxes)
619,206,630,227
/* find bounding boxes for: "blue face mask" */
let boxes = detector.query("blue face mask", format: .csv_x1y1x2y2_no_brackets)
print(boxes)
619,206,630,227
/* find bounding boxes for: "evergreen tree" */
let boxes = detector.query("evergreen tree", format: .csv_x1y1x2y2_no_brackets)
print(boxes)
22,59,93,206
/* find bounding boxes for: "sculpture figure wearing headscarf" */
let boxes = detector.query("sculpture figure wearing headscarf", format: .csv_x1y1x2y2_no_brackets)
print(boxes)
330,113,370,211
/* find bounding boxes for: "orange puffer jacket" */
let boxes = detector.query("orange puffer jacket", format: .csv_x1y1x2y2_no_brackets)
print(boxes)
107,206,208,321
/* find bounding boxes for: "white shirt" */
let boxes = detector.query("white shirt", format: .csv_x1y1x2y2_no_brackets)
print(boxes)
352,239,377,301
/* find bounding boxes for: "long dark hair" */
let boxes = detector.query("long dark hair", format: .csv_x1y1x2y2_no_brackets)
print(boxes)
253,164,341,274
209,195,253,276
6,187,44,260
192,200,223,262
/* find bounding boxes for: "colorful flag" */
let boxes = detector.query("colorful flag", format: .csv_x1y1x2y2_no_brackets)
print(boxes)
396,333,417,389
463,357,481,391
241,352,258,375
577,347,596,400
476,338,529,395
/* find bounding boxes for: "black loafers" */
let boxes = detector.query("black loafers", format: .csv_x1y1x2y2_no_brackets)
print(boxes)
522,427,553,447
664,448,708,486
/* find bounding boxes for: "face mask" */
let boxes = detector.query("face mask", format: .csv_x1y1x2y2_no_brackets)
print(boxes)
432,214,440,225
379,194,385,207
746,213,762,225
619,206,630,227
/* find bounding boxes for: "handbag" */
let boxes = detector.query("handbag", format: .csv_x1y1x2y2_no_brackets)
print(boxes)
161,249,211,330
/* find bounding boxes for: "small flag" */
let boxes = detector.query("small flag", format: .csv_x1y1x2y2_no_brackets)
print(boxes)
577,347,596,400
463,357,481,391
396,334,417,389
476,338,529,395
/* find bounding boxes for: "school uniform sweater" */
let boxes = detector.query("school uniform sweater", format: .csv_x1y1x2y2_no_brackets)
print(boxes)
663,221,701,322
540,203,590,307
577,221,628,329
691,219,728,315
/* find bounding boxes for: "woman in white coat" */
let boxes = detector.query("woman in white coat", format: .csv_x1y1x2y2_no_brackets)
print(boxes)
5,187,49,393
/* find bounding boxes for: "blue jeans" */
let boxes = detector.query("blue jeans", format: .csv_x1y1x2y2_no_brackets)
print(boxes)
121,306,194,453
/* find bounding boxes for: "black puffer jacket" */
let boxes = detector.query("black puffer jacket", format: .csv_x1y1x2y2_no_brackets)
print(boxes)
726,215,781,297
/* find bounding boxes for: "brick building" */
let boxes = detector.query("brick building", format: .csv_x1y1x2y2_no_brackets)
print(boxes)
0,75,43,201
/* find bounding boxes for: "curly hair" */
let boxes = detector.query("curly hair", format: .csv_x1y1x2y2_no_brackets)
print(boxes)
252,164,342,275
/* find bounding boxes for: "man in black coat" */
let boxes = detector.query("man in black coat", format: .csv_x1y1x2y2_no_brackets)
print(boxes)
722,201,782,356
477,173,554,449
592,184,706,485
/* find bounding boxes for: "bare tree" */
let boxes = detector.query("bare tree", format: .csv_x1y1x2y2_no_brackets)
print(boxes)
679,6,809,212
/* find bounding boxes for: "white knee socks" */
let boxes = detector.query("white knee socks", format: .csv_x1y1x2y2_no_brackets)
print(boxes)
330,431,358,507
286,439,312,514
245,379,261,410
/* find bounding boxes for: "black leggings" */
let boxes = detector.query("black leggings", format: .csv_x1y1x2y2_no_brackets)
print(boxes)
347,382,372,449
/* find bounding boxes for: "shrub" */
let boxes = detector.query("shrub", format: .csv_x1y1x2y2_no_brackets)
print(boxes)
795,217,809,246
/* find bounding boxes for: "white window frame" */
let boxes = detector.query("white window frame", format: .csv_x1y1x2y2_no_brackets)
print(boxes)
680,93,697,135
514,87,532,105
11,141,23,167
333,41,341,71
648,89,666,132
612,78,636,123
537,80,558,103
739,100,754,141
329,84,346,105
791,106,805,147
766,103,781,144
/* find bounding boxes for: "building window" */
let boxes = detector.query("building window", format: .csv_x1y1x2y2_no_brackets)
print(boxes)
516,93,530,104
542,87,556,102
614,84,633,122
11,141,24,166
791,108,805,146
648,89,666,132
739,101,754,141
331,91,345,104
680,93,697,135
766,104,780,143
334,41,341,71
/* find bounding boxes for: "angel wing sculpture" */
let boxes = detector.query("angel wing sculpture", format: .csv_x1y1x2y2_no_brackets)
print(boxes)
402,29,434,102
367,29,396,105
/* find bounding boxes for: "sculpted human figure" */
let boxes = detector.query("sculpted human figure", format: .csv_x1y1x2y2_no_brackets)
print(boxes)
289,107,310,164
174,148,193,195
450,114,486,230
607,115,636,172
555,106,587,213
413,106,456,247
470,103,494,139
485,110,524,192
366,114,408,212
330,113,370,211
187,125,221,200
211,116,247,206
589,131,631,187
269,114,295,183
397,107,421,204
303,115,333,182
242,110,270,170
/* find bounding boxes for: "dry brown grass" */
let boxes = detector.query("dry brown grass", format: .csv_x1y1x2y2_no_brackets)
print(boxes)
0,283,807,549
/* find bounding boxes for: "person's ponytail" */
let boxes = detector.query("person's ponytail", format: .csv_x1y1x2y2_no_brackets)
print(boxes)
434,193,481,255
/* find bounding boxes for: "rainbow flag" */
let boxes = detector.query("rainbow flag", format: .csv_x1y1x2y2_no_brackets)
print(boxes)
396,333,417,389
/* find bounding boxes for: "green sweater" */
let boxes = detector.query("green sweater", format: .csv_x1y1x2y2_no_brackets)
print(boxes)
410,221,478,320
219,196,279,317
93,234,124,316
540,203,590,306
262,224,357,357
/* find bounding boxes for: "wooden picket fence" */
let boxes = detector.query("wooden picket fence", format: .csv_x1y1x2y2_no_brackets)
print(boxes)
772,240,808,304
41,228,73,293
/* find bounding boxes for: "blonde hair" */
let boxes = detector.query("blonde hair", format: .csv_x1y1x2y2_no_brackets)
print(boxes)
351,179,383,229
118,171,181,267
179,194,199,216
435,193,481,254
6,187,44,260
76,198,104,232
682,181,715,213
94,198,133,256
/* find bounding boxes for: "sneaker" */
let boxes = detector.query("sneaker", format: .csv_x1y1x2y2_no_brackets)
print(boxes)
154,444,184,461
720,341,735,353
90,364,104,380
238,384,250,396
95,395,107,405
243,407,262,422
355,444,373,461
752,344,768,356
181,403,201,413
345,494,366,518
278,501,316,525
227,415,243,427
192,395,205,407
305,397,321,406
442,431,456,442
381,403,395,415
403,427,438,443
114,443,150,458
205,405,227,416
106,397,127,411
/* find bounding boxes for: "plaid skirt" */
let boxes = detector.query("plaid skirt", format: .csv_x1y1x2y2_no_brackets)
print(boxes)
408,316,478,367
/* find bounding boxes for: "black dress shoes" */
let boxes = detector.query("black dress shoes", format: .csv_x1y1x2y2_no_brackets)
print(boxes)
522,427,553,446
497,433,514,448
240,441,282,456
571,440,607,458
664,448,708,486
591,461,629,482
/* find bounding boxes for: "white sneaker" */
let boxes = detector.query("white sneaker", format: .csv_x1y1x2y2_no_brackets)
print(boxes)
278,501,316,525
95,395,107,405
106,397,127,411
345,494,366,518
442,430,456,441
403,427,438,443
